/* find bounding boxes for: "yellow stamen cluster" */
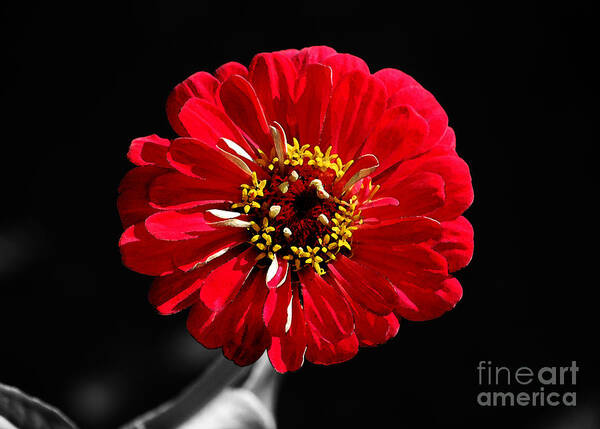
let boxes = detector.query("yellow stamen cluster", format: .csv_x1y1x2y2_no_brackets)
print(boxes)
263,138,354,179
330,196,362,252
231,172,266,214
306,145,353,179
250,217,282,262
282,234,340,275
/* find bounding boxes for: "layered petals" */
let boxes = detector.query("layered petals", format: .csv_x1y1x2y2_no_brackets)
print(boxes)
119,46,473,372
267,286,307,373
248,52,297,136
219,75,273,153
167,137,251,184
352,309,400,347
298,269,354,344
434,216,474,272
388,85,448,149
199,247,257,311
187,270,271,365
395,277,463,321
374,68,419,98
361,105,430,172
148,247,244,315
305,330,359,366
127,134,171,168
352,243,449,290
294,64,333,148
263,274,293,337
354,216,442,246
321,71,386,161
321,53,370,87
178,98,255,156
144,210,247,241
214,61,248,82
329,256,400,315
333,275,400,347
379,172,446,217
222,271,272,365
117,166,166,228
381,153,473,221
167,72,220,135
148,172,240,210
291,46,337,71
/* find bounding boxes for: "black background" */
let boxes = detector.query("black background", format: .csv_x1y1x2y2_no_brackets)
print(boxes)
1,1,596,428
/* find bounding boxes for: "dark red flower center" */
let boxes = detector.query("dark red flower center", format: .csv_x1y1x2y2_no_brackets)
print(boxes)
231,139,363,275
256,164,338,251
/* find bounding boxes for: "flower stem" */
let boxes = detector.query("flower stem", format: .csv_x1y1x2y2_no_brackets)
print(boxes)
122,355,251,429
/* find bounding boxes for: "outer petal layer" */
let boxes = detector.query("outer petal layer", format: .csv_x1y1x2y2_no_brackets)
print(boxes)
434,216,474,272
167,72,219,135
321,71,386,161
298,269,354,343
395,277,463,321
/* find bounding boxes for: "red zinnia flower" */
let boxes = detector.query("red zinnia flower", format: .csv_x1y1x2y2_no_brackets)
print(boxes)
118,46,474,372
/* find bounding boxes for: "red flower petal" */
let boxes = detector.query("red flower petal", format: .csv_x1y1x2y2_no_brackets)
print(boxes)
422,157,472,221
148,172,239,210
352,243,449,290
359,197,401,224
167,137,250,184
187,269,270,363
291,46,337,71
321,53,370,87
274,48,300,59
117,166,166,228
249,52,297,136
395,277,463,321
298,269,354,343
436,126,457,152
199,247,257,311
321,71,386,161
119,223,179,276
263,273,292,336
222,271,271,366
381,171,446,217
120,222,236,277
144,210,246,241
354,216,442,246
171,236,249,273
382,153,473,221
305,330,358,366
334,154,379,196
186,302,221,348
148,247,243,315
388,85,448,149
361,105,430,173
267,287,307,373
374,68,419,99
353,309,400,347
167,71,219,136
294,63,333,149
127,134,171,168
329,256,400,315
178,98,256,156
214,61,248,82
219,75,273,154
434,216,474,272
266,256,289,289
331,275,400,347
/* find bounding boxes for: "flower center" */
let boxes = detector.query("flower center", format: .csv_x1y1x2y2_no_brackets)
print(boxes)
231,138,363,275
